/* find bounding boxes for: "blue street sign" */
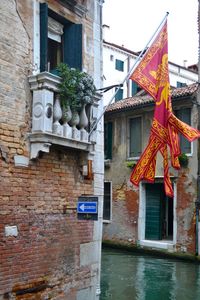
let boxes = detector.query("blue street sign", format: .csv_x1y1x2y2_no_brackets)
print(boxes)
77,201,98,214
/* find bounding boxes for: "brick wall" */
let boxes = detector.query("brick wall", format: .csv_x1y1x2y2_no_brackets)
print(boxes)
0,145,98,298
0,0,103,298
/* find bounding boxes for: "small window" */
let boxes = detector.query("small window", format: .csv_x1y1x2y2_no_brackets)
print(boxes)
129,117,142,158
110,54,114,61
176,108,191,154
177,82,187,88
115,59,124,71
104,122,113,160
115,88,123,101
132,81,142,96
103,181,112,221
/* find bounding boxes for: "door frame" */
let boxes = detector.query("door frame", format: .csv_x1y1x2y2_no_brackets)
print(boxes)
138,179,177,250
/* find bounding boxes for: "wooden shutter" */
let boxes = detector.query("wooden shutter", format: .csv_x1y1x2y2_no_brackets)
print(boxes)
115,88,123,101
40,3,48,72
132,81,138,96
130,117,142,157
103,182,111,220
104,122,113,159
115,59,124,71
63,23,82,70
145,184,163,240
177,108,191,153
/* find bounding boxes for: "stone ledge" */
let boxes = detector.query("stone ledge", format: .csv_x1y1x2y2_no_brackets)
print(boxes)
28,132,94,159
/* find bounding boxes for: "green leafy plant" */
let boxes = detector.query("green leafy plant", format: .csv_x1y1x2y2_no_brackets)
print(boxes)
57,63,96,111
178,153,189,168
126,160,137,169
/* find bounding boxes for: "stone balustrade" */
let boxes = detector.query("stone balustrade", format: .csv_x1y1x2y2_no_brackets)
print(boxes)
28,72,100,159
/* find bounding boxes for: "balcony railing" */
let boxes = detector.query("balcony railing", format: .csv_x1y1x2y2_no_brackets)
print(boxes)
28,72,100,159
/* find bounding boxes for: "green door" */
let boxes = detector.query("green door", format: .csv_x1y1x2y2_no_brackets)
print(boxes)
145,183,163,240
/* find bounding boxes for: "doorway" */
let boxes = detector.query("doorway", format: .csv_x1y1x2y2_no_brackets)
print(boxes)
145,183,173,241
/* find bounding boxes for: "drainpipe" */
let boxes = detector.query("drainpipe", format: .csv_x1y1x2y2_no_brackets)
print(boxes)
196,0,200,256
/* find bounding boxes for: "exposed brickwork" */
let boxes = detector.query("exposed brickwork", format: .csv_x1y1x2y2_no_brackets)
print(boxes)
0,147,95,298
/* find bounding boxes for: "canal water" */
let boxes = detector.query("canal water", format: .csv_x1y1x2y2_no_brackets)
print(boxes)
100,247,200,300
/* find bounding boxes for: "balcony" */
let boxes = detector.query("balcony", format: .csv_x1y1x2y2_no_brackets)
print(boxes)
28,72,100,159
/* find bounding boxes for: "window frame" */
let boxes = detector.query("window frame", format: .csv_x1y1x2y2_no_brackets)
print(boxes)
40,3,83,73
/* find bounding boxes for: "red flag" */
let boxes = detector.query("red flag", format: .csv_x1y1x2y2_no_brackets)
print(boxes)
130,20,200,197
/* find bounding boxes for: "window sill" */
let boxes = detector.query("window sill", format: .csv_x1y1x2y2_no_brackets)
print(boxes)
28,132,93,159
103,219,112,224
127,157,140,161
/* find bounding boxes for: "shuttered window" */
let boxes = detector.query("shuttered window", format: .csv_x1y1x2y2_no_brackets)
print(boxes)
104,122,113,160
132,81,142,96
115,59,124,71
177,82,187,88
129,117,142,158
40,3,82,73
115,88,123,101
176,108,191,154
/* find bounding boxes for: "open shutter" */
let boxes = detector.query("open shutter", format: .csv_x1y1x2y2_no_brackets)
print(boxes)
115,88,123,101
132,82,138,96
145,184,162,240
63,23,82,70
40,3,48,72
103,182,111,220
104,122,113,159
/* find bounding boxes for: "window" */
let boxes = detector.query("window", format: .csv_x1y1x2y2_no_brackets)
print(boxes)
177,82,187,88
104,122,113,159
115,88,123,101
47,17,63,72
110,54,114,61
115,59,124,71
40,3,82,73
103,182,112,221
176,108,191,154
132,81,142,96
129,117,142,158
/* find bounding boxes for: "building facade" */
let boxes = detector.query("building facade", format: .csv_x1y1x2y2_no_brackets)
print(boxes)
0,0,104,299
103,83,200,255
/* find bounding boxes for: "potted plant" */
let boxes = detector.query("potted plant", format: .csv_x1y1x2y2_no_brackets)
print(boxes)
57,63,82,128
178,153,189,168
126,160,137,169
57,63,96,131
76,72,96,131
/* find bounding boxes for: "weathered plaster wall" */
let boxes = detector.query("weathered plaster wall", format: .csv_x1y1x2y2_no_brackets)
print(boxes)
104,103,199,254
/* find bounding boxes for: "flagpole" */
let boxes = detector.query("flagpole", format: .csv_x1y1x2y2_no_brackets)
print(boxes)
89,12,169,138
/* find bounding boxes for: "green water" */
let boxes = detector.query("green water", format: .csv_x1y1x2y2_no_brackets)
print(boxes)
100,248,200,300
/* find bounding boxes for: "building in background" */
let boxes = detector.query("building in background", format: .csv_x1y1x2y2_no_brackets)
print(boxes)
103,83,200,255
0,0,104,299
103,38,198,105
